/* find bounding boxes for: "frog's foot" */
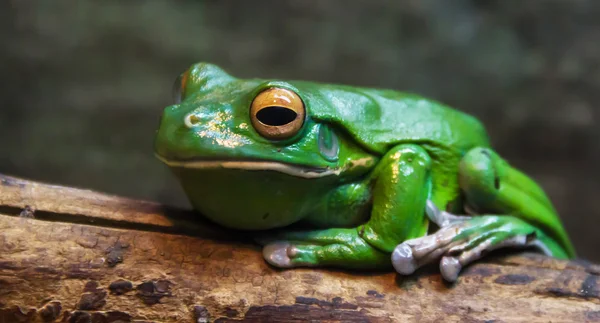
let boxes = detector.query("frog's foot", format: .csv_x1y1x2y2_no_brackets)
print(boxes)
261,241,318,268
392,201,543,282
257,228,390,269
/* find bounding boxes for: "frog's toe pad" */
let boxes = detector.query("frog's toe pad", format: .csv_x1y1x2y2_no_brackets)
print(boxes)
391,243,418,275
263,241,295,268
440,256,462,282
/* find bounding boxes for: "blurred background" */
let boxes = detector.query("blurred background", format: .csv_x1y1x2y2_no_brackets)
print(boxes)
1,0,598,261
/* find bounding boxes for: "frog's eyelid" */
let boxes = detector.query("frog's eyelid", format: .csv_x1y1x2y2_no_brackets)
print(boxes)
184,113,201,128
318,125,340,161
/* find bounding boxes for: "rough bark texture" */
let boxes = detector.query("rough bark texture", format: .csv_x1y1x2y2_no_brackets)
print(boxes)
0,174,599,323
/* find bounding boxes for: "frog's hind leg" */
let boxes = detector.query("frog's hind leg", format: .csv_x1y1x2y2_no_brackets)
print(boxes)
458,147,574,258
392,147,574,282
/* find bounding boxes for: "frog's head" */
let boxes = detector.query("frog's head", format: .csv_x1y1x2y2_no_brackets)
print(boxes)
155,63,373,230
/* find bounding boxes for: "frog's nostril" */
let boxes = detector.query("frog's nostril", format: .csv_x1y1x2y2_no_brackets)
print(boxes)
184,113,202,128
256,106,298,126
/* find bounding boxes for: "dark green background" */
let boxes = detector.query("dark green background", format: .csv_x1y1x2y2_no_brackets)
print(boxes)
2,1,598,261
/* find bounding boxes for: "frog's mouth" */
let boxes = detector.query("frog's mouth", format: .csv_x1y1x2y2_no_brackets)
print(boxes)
155,154,341,179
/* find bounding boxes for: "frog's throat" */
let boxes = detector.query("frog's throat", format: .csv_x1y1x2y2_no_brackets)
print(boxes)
155,155,341,179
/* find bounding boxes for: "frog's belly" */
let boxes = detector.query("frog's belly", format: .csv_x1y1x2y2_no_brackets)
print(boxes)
171,167,340,230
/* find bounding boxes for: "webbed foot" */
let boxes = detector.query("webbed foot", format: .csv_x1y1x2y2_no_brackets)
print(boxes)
392,201,544,282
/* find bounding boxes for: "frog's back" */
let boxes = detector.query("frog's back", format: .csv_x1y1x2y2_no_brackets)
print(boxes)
296,82,491,156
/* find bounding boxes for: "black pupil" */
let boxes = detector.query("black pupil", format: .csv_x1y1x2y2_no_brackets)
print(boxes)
256,106,297,126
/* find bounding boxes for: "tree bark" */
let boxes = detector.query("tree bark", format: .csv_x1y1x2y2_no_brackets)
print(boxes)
0,174,599,323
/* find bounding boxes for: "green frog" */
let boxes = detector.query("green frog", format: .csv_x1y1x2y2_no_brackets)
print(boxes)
154,63,575,281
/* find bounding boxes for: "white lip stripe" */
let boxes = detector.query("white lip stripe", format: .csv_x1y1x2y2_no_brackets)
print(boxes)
155,155,340,179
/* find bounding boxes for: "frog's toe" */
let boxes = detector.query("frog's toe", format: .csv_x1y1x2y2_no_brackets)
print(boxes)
440,257,462,282
391,243,418,275
425,200,471,228
262,241,319,268
262,241,294,268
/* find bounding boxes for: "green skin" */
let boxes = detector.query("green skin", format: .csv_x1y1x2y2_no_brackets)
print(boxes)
155,63,575,282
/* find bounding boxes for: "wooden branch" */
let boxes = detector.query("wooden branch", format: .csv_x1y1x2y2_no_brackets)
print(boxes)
0,174,599,323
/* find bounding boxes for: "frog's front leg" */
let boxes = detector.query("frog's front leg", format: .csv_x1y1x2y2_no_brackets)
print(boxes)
393,202,548,282
392,147,575,282
259,144,432,269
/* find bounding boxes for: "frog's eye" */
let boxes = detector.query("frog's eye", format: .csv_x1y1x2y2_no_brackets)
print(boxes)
172,71,189,104
250,87,305,140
